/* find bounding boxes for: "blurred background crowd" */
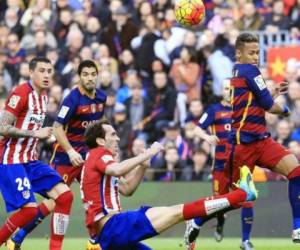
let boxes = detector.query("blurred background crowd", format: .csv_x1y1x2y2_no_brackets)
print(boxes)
0,0,300,182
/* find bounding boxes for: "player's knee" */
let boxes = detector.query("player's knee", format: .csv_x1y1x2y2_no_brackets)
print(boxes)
56,190,74,206
21,206,39,220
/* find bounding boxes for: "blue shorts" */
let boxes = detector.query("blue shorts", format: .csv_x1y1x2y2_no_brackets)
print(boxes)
0,161,63,212
97,206,157,250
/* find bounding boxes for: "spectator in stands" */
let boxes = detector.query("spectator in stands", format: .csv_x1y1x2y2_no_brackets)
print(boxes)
20,0,52,28
33,30,52,57
169,30,198,62
205,34,233,96
181,147,211,181
148,71,177,140
171,45,202,87
124,82,152,139
136,1,153,23
152,143,186,181
105,89,117,123
261,0,291,32
49,84,63,104
116,70,140,103
17,61,29,85
5,32,25,85
291,99,300,127
53,7,73,49
159,121,189,161
185,99,203,124
95,44,119,82
20,15,57,49
4,7,23,39
265,112,279,138
103,5,139,59
235,2,262,31
275,119,292,147
99,70,115,94
118,49,136,80
84,16,102,46
287,81,300,108
0,52,13,92
112,103,132,160
207,2,232,34
132,14,161,87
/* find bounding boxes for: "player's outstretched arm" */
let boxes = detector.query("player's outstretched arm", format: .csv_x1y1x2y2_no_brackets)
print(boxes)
268,103,291,117
119,150,151,196
105,142,164,177
194,126,219,145
53,121,84,166
0,110,52,139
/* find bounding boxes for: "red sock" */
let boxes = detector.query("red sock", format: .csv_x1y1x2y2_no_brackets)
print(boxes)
0,207,38,246
183,189,247,220
50,191,73,250
38,202,51,217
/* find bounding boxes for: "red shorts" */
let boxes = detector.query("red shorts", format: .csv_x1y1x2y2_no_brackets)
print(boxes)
212,170,230,195
51,164,83,186
230,137,290,183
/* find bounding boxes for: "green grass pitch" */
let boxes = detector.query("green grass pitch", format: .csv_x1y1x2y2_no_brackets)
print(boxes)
14,238,300,250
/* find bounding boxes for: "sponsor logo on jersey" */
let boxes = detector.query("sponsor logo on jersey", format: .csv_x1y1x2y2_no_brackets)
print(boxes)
101,155,114,163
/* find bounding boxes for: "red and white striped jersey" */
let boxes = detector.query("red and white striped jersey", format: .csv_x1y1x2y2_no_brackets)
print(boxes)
80,147,121,225
0,83,48,164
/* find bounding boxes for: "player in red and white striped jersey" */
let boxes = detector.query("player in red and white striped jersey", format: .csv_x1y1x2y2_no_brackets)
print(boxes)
80,119,258,250
0,57,73,250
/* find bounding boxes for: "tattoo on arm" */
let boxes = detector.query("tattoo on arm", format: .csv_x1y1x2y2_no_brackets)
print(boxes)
0,110,34,138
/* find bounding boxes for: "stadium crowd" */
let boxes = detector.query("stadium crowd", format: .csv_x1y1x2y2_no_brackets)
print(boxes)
0,0,300,181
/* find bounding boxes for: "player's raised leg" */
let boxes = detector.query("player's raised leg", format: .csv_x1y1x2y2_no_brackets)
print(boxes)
147,166,257,234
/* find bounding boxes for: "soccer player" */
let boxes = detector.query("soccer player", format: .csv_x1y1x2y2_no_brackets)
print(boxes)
0,57,73,250
9,60,107,250
229,33,300,243
80,119,258,250
184,79,255,250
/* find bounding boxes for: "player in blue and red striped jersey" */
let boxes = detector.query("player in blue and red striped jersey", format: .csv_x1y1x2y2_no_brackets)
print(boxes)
0,57,73,250
184,79,254,250
229,33,300,243
9,60,107,250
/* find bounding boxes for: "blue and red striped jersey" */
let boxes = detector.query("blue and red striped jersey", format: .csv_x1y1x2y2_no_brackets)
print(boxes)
198,102,231,171
51,87,107,166
230,64,274,144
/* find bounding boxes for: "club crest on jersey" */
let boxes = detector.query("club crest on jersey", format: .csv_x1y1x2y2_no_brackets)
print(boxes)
22,190,30,199
8,95,21,109
254,75,267,90
58,105,69,118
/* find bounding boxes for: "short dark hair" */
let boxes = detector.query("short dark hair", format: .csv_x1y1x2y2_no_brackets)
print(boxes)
78,60,98,75
84,118,110,149
29,57,51,71
235,33,258,50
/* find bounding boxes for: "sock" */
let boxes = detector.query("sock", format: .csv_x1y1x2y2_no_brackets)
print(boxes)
50,191,73,250
12,203,51,244
216,212,226,227
183,189,247,220
0,207,38,246
193,217,204,228
241,207,254,242
288,167,300,230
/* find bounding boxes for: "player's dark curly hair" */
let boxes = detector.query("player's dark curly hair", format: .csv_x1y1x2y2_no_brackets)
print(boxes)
77,60,98,75
84,118,110,149
235,33,258,50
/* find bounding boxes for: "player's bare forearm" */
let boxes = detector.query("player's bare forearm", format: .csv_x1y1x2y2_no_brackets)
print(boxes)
53,122,73,151
0,110,34,138
119,165,147,196
268,102,289,116
194,126,208,140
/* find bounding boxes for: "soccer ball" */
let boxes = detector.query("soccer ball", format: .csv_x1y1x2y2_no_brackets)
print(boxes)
174,0,205,26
